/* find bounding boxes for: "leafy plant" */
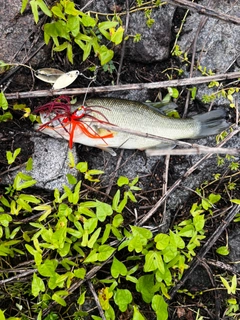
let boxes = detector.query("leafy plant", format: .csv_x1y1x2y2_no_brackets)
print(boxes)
21,0,124,65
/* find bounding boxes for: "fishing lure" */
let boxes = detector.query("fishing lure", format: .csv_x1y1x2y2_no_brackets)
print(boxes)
34,96,114,148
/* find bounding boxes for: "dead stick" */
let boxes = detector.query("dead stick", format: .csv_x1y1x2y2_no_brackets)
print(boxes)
167,0,240,25
4,71,240,100
169,204,240,299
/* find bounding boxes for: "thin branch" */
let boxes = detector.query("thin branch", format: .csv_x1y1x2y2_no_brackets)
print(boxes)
88,280,107,320
167,0,240,25
4,71,240,100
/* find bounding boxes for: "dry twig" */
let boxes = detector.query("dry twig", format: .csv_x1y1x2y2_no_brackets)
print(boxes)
167,0,240,25
4,71,240,100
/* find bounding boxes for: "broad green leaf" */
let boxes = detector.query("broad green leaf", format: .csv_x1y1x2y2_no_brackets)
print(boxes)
216,246,229,256
0,214,12,227
38,259,58,277
154,233,169,250
6,148,21,164
162,244,178,263
98,46,114,66
84,249,98,263
67,15,80,37
32,273,45,297
80,13,96,27
76,161,88,172
52,291,68,306
65,1,81,15
52,4,66,20
144,251,165,273
0,112,13,122
152,295,168,320
98,21,118,40
193,214,205,231
132,305,145,320
117,176,129,186
136,274,155,303
114,289,132,312
112,214,123,228
110,26,124,45
111,257,127,278
169,231,185,249
96,201,113,222
74,268,86,279
0,92,8,110
98,245,115,261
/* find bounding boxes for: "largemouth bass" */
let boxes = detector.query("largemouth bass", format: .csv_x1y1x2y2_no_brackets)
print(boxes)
34,97,229,155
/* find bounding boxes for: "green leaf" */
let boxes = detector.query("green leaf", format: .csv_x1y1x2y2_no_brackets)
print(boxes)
114,289,132,312
144,251,165,273
26,157,33,171
52,291,68,306
38,259,58,277
112,214,123,227
80,13,96,27
231,199,240,205
193,214,205,231
152,295,168,320
65,1,81,15
154,233,169,250
66,173,77,185
21,0,29,13
76,161,88,172
36,0,52,18
98,21,118,40
98,46,114,66
88,227,101,248
0,112,13,122
216,246,229,256
136,274,155,303
101,223,111,244
111,26,124,45
6,148,21,165
132,306,145,320
74,268,86,279
0,214,12,227
32,273,45,297
30,0,39,23
67,15,80,37
0,92,8,110
52,4,66,20
98,245,115,261
111,257,128,278
117,176,129,186
96,201,113,222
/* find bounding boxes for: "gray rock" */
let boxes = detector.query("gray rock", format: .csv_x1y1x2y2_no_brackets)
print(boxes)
0,136,79,191
177,0,240,105
124,6,175,63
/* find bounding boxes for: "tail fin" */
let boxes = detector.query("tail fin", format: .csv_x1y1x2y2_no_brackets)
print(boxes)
192,109,229,138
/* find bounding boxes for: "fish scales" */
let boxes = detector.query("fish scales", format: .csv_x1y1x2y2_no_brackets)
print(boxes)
35,97,229,155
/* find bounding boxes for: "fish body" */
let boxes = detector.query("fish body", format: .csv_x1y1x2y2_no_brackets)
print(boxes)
35,97,229,155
